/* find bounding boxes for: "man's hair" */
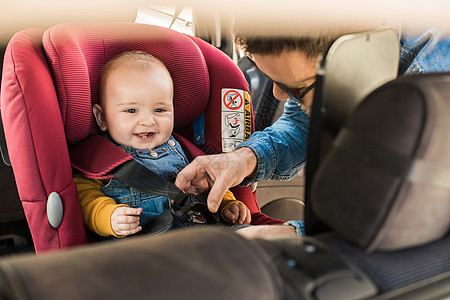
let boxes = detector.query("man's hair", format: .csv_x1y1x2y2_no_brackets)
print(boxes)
234,34,337,59
233,17,371,59
98,50,171,103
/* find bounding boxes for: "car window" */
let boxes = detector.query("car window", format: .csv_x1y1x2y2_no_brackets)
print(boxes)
135,5,193,35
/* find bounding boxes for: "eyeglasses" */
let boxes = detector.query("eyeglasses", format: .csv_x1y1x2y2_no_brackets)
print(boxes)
275,80,316,106
245,54,316,106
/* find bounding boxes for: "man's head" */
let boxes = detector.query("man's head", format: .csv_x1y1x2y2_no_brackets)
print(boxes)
94,51,174,150
234,28,357,112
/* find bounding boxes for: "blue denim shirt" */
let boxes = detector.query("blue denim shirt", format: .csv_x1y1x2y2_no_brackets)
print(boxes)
399,28,450,75
238,98,309,185
101,135,189,226
238,28,450,185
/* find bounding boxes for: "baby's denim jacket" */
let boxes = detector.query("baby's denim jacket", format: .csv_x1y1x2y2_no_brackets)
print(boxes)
101,135,190,226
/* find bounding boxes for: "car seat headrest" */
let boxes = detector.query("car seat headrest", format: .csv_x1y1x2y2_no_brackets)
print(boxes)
43,22,210,142
312,72,450,252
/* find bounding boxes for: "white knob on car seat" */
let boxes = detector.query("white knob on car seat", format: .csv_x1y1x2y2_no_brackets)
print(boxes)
47,192,64,229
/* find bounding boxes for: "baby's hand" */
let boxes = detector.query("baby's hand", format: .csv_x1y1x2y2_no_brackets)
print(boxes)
111,207,143,236
222,202,251,225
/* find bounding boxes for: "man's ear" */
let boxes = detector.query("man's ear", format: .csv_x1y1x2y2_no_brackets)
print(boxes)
93,104,107,131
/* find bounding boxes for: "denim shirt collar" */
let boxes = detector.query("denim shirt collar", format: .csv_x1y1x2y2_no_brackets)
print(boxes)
100,132,178,158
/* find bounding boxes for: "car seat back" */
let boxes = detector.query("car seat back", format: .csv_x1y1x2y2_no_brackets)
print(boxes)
313,72,450,252
1,23,282,253
311,71,450,295
305,28,400,234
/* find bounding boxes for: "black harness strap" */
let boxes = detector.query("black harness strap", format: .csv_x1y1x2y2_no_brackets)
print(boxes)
138,210,174,235
113,160,186,203
112,160,218,234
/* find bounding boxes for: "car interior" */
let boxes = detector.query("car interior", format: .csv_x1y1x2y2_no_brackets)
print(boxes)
0,3,449,299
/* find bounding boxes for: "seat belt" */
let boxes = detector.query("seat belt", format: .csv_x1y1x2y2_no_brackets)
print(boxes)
113,160,219,235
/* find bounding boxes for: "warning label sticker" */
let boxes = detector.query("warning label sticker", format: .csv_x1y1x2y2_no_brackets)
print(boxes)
221,88,252,152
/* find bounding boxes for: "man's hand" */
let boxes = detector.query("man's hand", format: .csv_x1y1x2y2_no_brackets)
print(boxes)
175,147,257,213
222,202,251,225
111,207,142,236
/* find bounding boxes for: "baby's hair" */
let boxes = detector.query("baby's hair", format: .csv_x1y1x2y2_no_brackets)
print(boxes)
98,50,171,103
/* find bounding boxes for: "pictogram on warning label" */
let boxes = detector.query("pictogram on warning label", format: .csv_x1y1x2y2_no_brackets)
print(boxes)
221,88,249,152
223,90,243,110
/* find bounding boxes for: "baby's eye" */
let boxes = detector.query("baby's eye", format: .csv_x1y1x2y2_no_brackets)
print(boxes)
125,108,137,113
154,108,165,113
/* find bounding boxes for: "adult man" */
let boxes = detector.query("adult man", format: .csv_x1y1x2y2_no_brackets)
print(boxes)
175,27,450,237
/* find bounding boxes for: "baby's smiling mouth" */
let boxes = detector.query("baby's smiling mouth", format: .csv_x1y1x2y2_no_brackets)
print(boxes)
134,132,155,139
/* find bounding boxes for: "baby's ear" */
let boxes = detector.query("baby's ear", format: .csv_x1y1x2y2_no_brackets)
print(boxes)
92,104,107,131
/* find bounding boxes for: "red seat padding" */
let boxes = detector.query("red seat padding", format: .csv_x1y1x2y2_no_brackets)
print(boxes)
1,29,88,251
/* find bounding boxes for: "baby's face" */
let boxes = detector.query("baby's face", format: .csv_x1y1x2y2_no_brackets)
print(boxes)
97,65,174,149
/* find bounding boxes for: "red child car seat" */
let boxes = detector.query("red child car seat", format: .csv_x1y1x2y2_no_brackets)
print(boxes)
1,22,283,254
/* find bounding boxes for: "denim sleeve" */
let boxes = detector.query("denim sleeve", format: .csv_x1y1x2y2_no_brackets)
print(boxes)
237,99,309,185
399,28,450,75
284,220,305,236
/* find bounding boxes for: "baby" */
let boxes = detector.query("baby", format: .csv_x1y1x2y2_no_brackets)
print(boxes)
74,51,250,237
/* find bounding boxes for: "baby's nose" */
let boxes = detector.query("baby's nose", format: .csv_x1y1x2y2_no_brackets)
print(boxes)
139,115,155,126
